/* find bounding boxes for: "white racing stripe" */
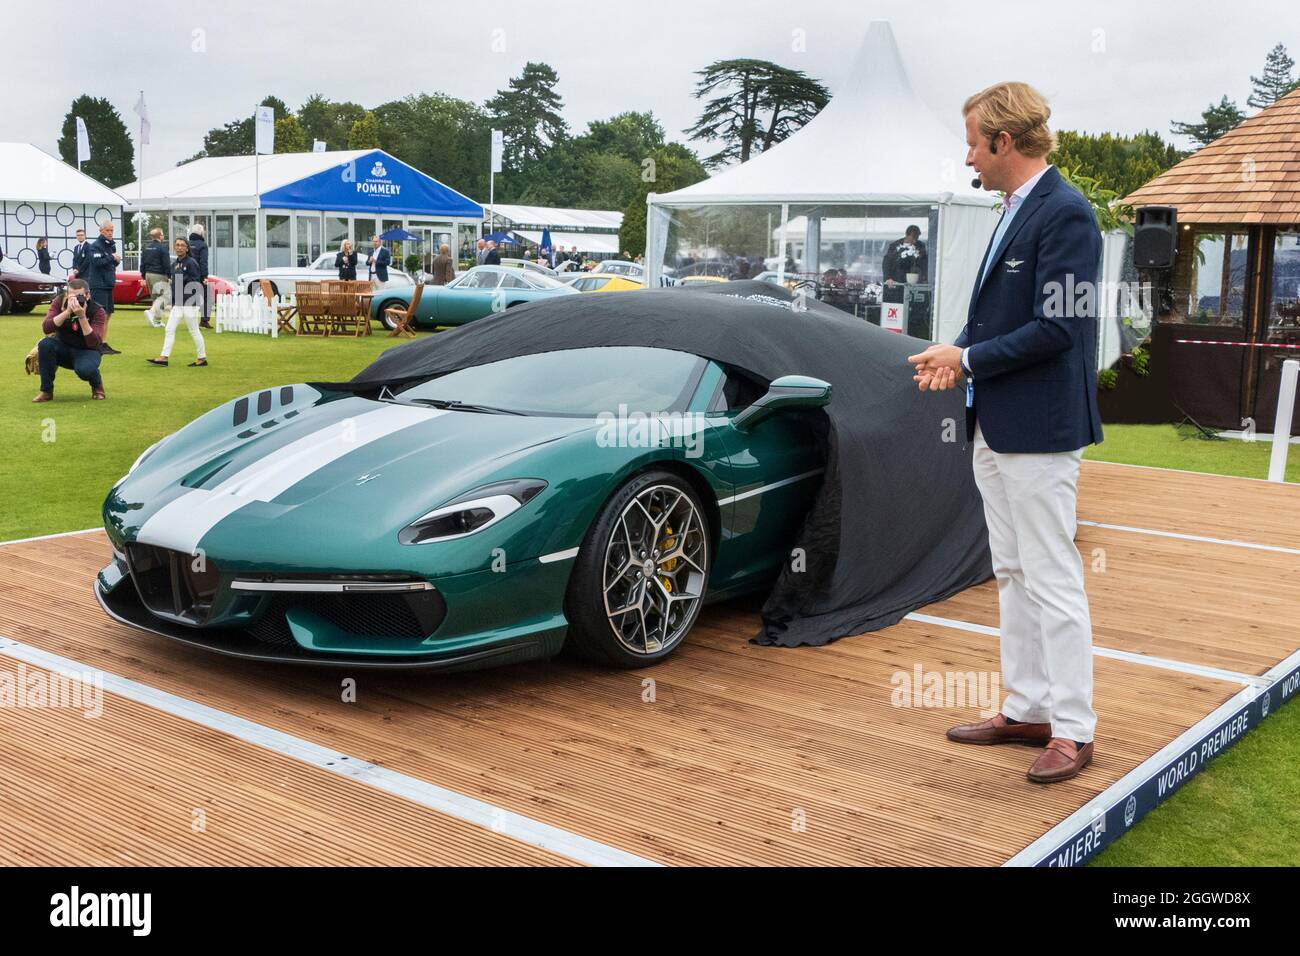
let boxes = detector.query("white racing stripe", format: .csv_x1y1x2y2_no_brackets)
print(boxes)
137,405,445,555
717,469,824,506
0,634,661,868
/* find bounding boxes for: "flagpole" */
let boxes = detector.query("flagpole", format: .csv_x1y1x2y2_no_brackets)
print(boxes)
137,90,144,260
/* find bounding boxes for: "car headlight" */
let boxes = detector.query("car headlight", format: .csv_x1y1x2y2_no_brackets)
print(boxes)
399,478,547,545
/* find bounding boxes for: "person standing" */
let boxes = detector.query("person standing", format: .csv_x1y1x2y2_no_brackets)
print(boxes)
483,240,501,266
474,238,487,265
882,225,928,286
140,228,171,326
335,239,358,280
430,243,456,285
37,238,52,274
907,82,1103,785
69,228,88,278
188,223,211,328
368,235,391,286
32,278,108,402
84,221,121,355
147,237,207,367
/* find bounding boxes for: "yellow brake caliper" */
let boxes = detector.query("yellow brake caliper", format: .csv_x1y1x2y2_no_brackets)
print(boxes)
658,524,678,592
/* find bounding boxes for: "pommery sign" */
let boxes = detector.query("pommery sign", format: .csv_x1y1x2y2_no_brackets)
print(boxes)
344,159,402,197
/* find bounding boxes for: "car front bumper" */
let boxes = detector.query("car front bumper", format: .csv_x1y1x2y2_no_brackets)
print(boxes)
95,545,573,670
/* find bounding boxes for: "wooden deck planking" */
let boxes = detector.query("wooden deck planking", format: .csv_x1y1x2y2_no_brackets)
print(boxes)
0,460,1293,866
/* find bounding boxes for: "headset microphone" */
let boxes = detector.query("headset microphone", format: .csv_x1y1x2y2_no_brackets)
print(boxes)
970,176,982,189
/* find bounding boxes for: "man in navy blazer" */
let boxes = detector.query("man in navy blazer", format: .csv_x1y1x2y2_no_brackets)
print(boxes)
908,82,1102,785
369,235,392,285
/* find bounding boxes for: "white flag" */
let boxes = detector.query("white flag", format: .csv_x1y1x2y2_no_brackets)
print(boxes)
254,106,275,155
133,91,151,145
312,139,326,153
490,129,503,173
75,116,91,164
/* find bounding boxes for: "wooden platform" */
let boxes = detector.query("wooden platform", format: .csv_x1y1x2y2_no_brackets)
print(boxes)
0,461,1297,866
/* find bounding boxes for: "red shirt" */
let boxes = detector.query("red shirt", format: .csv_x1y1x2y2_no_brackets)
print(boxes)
43,294,107,350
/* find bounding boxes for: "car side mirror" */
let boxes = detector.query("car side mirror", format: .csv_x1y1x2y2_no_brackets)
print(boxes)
731,375,832,432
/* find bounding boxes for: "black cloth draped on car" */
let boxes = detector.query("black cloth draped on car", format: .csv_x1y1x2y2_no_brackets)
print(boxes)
315,282,992,647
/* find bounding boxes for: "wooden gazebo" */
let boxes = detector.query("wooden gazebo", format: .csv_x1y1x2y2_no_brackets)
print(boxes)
1123,87,1300,434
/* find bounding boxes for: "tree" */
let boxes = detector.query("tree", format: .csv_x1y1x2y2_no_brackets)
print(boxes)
619,142,708,257
686,59,829,168
1247,43,1298,110
370,94,492,199
347,111,382,149
298,94,367,151
275,115,308,153
1170,95,1246,147
196,95,290,157
57,96,134,187
1050,130,1185,199
485,62,568,172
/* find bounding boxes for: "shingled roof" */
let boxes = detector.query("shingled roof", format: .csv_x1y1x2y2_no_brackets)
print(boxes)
1123,86,1300,225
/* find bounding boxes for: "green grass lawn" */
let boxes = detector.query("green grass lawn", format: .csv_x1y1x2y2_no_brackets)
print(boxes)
1,305,406,542
2,305,1297,864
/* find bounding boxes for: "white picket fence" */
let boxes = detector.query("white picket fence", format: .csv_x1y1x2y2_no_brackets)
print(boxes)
213,292,284,337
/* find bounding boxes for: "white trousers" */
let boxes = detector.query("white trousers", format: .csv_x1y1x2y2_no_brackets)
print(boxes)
972,422,1096,742
161,305,206,359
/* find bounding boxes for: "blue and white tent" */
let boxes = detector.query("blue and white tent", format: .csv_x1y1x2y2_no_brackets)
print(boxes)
120,149,483,274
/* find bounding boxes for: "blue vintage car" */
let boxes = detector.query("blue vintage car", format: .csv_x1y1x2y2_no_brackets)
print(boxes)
371,265,577,330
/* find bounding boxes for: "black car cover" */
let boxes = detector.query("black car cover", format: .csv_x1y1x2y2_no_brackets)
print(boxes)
320,281,992,646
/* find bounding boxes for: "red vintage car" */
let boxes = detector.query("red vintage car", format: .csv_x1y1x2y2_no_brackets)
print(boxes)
114,271,234,304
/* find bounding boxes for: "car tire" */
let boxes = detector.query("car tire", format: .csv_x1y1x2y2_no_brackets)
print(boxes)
376,299,404,331
0,286,12,314
564,470,711,668
8,302,34,314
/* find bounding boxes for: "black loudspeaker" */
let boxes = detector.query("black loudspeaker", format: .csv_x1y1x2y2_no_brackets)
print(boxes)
1134,206,1178,269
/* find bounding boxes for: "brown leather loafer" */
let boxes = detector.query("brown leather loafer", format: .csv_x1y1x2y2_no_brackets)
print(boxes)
946,712,1051,746
1027,738,1094,784
32,391,52,403
91,387,107,401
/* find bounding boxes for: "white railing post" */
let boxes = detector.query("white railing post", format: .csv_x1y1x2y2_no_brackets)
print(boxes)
1268,358,1299,483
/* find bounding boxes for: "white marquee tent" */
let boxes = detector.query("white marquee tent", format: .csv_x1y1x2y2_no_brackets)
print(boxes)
0,142,125,275
486,203,623,256
646,20,1000,342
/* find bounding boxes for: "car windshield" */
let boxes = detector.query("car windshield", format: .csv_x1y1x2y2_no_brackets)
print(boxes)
397,347,706,417
521,271,566,290
451,270,499,289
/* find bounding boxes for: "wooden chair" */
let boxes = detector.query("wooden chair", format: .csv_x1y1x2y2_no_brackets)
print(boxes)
260,279,297,335
385,283,422,338
294,282,329,336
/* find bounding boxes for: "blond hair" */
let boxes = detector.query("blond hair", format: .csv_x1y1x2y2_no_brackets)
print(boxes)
963,82,1056,158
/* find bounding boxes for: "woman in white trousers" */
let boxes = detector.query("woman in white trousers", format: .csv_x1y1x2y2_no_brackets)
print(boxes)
147,237,208,367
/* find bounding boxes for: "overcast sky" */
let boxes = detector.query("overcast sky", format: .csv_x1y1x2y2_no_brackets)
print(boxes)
15,0,1298,184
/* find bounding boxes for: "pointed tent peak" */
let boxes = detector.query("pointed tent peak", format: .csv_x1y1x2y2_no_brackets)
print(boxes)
653,19,988,206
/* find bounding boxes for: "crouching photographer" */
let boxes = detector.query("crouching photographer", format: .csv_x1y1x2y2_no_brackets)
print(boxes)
32,278,108,402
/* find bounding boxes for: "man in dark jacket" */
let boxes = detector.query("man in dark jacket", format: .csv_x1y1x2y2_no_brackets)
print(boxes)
368,235,391,285
83,222,121,355
140,228,171,325
483,240,501,265
188,223,211,328
882,226,928,286
68,228,88,277
33,279,108,402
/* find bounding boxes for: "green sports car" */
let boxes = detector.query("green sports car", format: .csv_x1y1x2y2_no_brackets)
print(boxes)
96,346,830,669
372,265,578,331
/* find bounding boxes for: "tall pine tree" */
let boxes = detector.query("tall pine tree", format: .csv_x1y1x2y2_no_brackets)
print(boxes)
1247,43,1298,109
1170,96,1246,147
485,62,568,172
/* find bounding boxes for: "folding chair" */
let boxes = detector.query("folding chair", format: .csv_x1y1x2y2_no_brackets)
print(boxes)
385,283,422,338
260,279,297,335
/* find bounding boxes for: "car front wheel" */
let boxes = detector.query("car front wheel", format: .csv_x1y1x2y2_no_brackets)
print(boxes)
376,299,405,331
564,471,710,667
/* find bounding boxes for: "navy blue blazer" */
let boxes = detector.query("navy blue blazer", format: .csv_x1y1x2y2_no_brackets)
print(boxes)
369,246,391,282
955,166,1103,453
